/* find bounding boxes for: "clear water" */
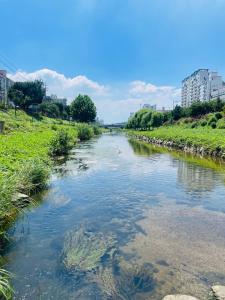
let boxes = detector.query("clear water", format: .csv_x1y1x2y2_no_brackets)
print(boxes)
3,134,225,299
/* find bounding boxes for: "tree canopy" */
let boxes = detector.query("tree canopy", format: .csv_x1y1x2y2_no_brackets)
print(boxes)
126,98,225,130
8,80,46,109
70,94,96,122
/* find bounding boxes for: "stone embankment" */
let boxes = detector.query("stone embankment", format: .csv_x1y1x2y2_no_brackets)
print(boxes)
132,135,225,159
162,285,225,300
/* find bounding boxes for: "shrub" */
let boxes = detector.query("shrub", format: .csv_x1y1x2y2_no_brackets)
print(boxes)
49,130,72,156
210,122,217,129
207,116,217,126
191,122,198,128
200,119,207,127
51,124,57,131
77,124,94,141
92,125,102,135
214,112,223,120
217,118,225,129
183,117,194,124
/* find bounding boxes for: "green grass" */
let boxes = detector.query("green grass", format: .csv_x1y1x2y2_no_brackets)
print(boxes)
0,109,98,225
0,109,101,291
128,126,225,157
0,268,13,300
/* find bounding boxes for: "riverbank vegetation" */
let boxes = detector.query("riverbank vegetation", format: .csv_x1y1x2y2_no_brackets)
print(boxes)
0,87,101,298
129,127,225,156
0,109,101,232
127,99,225,130
126,99,225,158
7,79,98,123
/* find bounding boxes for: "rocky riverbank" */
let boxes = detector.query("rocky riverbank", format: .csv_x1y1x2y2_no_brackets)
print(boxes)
131,134,225,160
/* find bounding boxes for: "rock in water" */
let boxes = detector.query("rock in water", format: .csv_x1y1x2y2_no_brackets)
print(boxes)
211,285,225,300
62,225,116,272
163,296,200,300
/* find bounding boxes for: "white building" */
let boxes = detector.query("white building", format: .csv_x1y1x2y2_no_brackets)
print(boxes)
181,69,224,107
0,70,14,106
211,86,225,101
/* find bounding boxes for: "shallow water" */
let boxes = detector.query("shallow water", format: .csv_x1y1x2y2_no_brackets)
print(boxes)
4,134,225,299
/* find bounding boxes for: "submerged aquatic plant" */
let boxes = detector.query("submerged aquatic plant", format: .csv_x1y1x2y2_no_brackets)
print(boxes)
62,225,116,272
115,262,156,298
0,268,13,300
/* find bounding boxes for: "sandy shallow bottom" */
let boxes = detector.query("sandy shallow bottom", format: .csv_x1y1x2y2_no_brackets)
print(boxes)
122,197,225,300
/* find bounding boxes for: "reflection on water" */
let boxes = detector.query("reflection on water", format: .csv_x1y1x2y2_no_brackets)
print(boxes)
3,134,225,299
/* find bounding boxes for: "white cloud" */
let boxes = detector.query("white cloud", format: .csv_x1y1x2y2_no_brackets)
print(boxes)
8,69,181,124
130,80,179,97
9,68,107,97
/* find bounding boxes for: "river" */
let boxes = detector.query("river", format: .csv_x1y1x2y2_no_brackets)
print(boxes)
3,134,225,299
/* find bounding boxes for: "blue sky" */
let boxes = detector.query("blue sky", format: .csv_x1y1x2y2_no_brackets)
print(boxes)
1,0,225,122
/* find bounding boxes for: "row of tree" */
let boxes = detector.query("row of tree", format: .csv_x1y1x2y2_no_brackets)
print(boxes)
171,98,224,120
126,98,225,130
8,80,97,122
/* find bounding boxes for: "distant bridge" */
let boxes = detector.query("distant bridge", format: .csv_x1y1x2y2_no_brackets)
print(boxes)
102,122,126,129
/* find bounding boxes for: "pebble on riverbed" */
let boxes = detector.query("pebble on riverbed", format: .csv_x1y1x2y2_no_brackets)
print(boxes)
211,285,225,300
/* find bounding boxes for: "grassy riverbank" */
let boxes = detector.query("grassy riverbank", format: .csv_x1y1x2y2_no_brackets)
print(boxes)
0,110,98,228
0,109,101,298
128,125,225,159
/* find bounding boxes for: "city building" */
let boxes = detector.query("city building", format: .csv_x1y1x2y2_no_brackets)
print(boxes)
181,69,225,107
0,70,14,106
211,85,225,101
142,104,171,113
142,104,157,110
44,94,67,106
157,107,171,113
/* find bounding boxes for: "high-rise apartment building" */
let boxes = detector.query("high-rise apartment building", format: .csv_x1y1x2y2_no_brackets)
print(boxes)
181,69,224,107
0,70,14,105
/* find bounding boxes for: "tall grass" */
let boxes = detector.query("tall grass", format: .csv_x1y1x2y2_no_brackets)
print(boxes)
0,175,17,215
18,159,50,195
77,124,94,141
0,268,13,300
49,130,73,156
92,125,102,135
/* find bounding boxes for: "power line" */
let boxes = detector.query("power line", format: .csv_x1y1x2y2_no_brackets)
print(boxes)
0,51,27,81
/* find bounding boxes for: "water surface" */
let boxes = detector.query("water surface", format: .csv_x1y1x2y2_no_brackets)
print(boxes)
4,134,225,299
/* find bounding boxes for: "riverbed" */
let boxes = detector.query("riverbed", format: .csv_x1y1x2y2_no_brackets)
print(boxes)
3,134,225,299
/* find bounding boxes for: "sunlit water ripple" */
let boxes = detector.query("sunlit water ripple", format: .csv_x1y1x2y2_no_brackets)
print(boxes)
3,134,225,300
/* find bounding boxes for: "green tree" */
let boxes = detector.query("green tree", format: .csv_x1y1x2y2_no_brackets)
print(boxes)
172,105,183,120
70,94,96,122
150,112,164,127
140,111,152,129
39,102,60,118
8,89,25,107
8,80,46,109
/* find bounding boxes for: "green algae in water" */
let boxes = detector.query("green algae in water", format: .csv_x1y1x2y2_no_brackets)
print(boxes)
62,225,116,272
114,262,157,298
96,263,157,299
